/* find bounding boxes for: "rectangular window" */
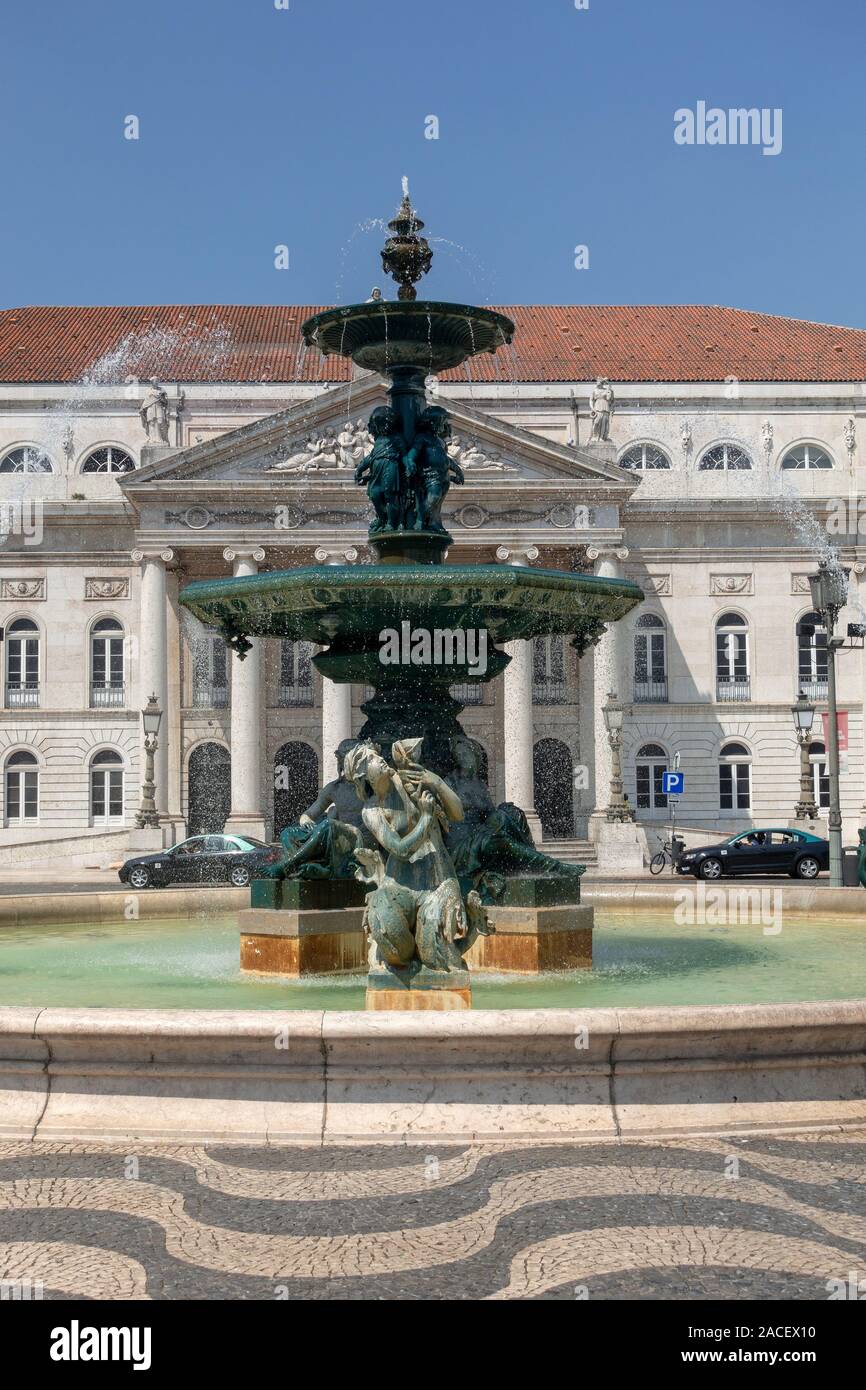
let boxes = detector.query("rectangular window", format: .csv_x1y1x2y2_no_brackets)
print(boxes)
720,763,750,809
108,769,123,818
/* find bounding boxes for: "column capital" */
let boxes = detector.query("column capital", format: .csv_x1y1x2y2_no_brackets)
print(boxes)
223,547,266,565
314,545,359,566
586,545,629,563
131,547,174,564
495,545,539,566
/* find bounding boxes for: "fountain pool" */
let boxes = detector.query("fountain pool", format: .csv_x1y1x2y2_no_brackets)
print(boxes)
2,909,864,1012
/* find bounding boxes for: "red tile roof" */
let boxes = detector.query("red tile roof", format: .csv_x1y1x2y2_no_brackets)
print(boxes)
0,304,864,385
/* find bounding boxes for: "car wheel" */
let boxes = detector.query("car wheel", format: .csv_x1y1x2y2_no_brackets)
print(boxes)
699,857,723,881
795,856,820,880
128,866,151,890
230,865,251,888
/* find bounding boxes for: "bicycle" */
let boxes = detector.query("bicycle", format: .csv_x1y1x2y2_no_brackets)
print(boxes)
649,843,675,874
650,835,684,875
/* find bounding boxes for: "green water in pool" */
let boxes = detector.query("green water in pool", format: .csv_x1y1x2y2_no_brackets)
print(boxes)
0,910,864,1010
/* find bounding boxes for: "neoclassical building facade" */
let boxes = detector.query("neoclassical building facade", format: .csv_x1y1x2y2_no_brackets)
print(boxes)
1,302,865,866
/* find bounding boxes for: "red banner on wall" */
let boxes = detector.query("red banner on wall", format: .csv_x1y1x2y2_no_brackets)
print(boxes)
821,711,848,770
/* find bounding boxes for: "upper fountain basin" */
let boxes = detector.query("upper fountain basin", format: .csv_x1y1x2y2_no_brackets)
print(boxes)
302,301,515,375
179,563,643,652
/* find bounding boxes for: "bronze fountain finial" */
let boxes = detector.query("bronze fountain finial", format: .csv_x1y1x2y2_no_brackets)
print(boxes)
380,178,433,301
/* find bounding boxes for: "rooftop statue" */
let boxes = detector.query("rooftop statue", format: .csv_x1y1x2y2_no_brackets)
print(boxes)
588,377,614,443
139,379,170,444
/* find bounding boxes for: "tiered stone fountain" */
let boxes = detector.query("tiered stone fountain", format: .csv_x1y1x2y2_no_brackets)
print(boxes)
180,188,642,1008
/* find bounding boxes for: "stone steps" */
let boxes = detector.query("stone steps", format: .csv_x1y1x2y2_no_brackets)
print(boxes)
539,838,598,866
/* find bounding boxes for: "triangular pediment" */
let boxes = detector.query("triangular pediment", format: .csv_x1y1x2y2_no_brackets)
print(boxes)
120,373,638,498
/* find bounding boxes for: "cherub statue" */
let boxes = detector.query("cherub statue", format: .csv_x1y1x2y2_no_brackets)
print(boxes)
354,406,409,532
405,406,464,533
343,739,491,976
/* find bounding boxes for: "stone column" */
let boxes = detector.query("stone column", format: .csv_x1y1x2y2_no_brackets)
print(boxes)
495,545,542,843
131,548,174,834
224,547,268,839
587,546,629,828
855,564,866,829
165,567,184,830
315,545,359,782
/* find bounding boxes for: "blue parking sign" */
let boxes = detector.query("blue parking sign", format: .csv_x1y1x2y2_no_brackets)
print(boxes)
662,771,684,796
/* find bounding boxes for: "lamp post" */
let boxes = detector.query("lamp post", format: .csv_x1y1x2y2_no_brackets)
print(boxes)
807,559,849,886
602,690,634,822
135,693,163,829
791,689,817,822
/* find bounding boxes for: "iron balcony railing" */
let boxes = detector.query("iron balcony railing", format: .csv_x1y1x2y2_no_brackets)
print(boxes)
5,682,39,709
798,678,828,702
532,679,571,705
633,679,668,703
191,683,229,709
717,678,751,702
90,682,125,709
450,682,483,705
278,683,314,707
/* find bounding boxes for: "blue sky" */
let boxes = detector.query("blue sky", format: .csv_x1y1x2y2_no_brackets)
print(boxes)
2,0,864,325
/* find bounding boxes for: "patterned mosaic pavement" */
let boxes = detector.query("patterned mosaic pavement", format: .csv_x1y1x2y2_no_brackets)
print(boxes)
0,1130,863,1300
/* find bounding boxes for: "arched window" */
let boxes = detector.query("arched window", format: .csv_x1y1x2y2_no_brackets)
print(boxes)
634,614,667,702
81,446,135,474
5,618,40,708
809,741,830,810
619,443,671,471
796,611,828,701
279,638,314,706
0,445,52,474
533,634,567,704
5,750,38,824
90,749,124,823
635,743,668,812
90,618,125,707
698,443,752,471
715,612,750,701
719,742,751,811
190,628,228,708
781,444,832,470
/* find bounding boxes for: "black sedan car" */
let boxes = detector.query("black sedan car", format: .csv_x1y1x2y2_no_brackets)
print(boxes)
119,833,283,890
675,828,829,881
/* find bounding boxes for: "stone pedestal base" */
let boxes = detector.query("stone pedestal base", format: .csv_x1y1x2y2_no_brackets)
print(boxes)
466,877,592,971
788,816,829,838
589,816,647,872
240,878,366,977
366,965,471,1011
127,825,172,852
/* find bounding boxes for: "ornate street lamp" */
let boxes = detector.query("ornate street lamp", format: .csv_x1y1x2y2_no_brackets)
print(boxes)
791,689,818,821
806,558,849,885
136,693,163,829
602,690,634,822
